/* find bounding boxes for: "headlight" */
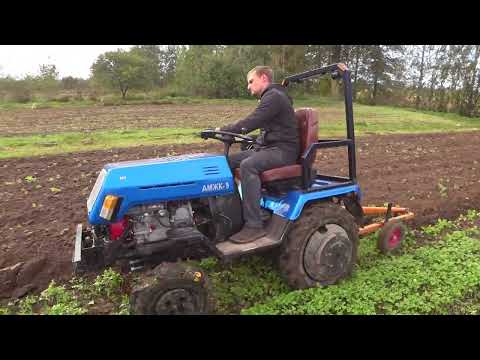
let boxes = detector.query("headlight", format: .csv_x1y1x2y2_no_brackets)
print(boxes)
99,195,120,220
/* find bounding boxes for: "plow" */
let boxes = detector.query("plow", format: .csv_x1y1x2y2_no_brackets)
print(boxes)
359,204,415,254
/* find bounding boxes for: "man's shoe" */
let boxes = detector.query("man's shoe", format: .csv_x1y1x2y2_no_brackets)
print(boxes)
229,226,267,244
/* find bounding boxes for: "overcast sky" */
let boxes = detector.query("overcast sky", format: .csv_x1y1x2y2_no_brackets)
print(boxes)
0,45,133,79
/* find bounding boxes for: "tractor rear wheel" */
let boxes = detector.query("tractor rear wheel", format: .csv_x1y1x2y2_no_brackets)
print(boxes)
278,202,359,289
130,262,212,315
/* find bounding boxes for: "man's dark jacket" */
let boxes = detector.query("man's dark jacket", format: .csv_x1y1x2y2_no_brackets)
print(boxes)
221,84,299,153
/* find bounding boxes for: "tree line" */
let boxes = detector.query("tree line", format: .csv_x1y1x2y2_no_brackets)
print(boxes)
1,45,479,117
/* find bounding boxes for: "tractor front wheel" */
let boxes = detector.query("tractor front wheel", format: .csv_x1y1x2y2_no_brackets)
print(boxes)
278,202,359,289
130,262,212,315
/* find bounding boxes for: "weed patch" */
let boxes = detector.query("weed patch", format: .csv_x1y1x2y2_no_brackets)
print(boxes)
243,228,480,315
193,256,290,314
2,269,128,315
93,268,124,298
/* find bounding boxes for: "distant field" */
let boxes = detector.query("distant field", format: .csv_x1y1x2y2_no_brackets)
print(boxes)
0,97,479,158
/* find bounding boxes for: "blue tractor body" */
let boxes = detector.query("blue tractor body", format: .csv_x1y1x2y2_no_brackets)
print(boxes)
261,181,361,220
87,152,361,225
87,153,234,225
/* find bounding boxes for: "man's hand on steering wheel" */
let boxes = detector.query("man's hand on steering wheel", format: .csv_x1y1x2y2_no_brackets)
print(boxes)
200,128,255,144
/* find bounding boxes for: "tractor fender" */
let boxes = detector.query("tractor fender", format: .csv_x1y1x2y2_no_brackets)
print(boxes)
261,185,361,221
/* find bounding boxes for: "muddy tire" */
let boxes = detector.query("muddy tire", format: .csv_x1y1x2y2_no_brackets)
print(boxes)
130,262,211,315
377,221,407,255
278,202,359,289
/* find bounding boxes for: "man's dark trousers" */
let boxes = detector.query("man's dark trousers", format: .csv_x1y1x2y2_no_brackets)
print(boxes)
228,146,298,229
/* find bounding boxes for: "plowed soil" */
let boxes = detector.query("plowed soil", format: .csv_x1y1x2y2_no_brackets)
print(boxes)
0,104,254,136
1,131,479,299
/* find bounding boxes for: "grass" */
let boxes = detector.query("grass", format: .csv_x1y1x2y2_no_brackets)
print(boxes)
0,128,203,159
0,97,479,159
295,99,480,135
188,256,290,314
241,213,480,315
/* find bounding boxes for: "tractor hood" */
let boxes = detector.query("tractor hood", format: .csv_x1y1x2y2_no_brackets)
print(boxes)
87,153,234,225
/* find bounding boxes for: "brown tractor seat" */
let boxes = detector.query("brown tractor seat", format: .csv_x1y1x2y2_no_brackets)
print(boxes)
234,108,319,185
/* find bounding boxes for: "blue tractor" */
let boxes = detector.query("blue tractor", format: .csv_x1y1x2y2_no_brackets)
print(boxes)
73,64,369,314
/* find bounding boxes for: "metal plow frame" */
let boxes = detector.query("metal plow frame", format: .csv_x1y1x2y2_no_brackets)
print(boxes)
359,205,415,236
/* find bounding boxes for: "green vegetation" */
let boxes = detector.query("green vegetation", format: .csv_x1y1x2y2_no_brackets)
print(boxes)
92,268,124,298
294,99,480,135
0,268,128,315
192,256,290,314
242,214,480,315
243,232,480,314
91,49,157,99
39,281,87,315
0,128,202,159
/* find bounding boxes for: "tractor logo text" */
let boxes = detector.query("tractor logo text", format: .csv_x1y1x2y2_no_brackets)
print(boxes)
202,182,229,192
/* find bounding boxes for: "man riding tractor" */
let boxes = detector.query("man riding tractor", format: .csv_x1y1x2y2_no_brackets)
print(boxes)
219,65,299,244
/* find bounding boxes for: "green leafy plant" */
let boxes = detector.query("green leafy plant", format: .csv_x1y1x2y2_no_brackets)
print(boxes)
93,268,124,298
437,181,448,198
40,280,87,315
115,294,131,315
41,281,72,303
192,256,289,314
422,218,456,237
69,276,90,293
45,302,87,315
18,295,40,315
0,307,12,315
24,175,37,183
463,209,480,222
198,257,219,271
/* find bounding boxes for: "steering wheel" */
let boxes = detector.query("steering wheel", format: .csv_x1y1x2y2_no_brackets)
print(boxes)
200,129,256,157
200,129,254,143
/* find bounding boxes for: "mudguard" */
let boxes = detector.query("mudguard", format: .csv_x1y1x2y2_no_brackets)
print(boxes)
260,181,361,221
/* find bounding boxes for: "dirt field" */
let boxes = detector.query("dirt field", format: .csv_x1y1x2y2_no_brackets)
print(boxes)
0,104,255,136
1,131,479,299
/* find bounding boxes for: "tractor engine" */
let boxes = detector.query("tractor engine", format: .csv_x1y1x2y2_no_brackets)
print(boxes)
88,200,212,272
91,195,242,268
125,201,196,244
